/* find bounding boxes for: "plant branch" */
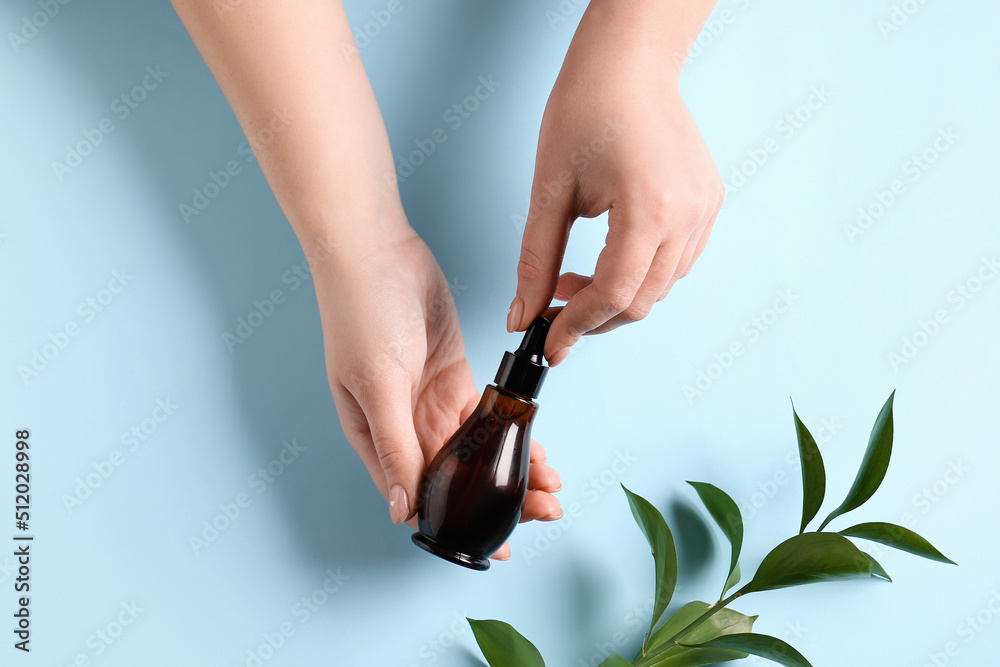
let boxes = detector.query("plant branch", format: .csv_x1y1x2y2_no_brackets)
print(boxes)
633,589,745,666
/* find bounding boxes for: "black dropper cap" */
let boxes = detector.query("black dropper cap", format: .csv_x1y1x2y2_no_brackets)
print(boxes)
494,316,550,399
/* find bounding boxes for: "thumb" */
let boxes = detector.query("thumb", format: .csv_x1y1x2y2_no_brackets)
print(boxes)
509,177,574,332
359,379,424,525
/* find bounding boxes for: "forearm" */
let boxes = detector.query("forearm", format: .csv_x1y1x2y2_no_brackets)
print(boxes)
574,0,719,82
169,0,406,251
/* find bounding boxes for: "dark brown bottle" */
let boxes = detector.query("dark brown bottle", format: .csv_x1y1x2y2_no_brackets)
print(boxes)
412,317,551,570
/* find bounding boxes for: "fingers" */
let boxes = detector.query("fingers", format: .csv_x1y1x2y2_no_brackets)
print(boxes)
523,450,562,521
553,272,593,301
591,237,688,335
520,489,563,522
508,174,575,333
667,191,723,295
544,209,657,360
544,189,724,350
491,442,562,563
330,386,391,494
459,392,480,424
352,370,424,525
492,488,563,562
528,460,561,492
491,543,512,561
529,438,547,463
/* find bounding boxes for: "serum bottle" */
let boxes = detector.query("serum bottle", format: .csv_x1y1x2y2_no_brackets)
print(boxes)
412,316,551,570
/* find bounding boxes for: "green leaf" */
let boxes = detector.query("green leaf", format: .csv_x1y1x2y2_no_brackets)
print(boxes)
622,485,678,634
680,633,812,667
687,482,744,597
862,551,892,582
840,522,956,565
818,392,895,531
642,647,747,667
742,532,871,594
467,618,545,667
646,601,757,652
647,601,711,651
598,653,633,667
723,562,741,598
792,403,826,533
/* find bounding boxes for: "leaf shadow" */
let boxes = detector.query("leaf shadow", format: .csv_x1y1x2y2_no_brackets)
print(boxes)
455,644,489,667
668,498,716,583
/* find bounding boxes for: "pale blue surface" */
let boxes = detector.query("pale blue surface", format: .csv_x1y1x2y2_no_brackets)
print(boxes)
2,0,999,665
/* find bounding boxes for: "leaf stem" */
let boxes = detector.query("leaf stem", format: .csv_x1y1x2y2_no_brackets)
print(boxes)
632,589,745,666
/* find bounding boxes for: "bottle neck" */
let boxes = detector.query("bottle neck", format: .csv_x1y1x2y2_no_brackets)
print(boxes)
490,383,536,405
493,350,547,399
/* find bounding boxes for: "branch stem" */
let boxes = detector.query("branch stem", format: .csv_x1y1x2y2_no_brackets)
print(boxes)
632,589,745,666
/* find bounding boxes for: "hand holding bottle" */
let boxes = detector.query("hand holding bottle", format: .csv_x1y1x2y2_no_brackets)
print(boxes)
169,0,562,562
313,221,564,562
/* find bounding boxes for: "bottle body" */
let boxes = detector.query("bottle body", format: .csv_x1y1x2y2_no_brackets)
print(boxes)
412,384,537,570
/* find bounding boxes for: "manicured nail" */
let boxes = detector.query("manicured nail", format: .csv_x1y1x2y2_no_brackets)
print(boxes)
389,485,409,524
506,296,524,333
549,347,570,366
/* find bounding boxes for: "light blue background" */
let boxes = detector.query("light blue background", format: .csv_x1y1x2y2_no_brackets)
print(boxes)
2,0,998,665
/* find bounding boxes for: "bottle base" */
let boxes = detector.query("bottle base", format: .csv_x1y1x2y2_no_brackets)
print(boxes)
411,533,490,571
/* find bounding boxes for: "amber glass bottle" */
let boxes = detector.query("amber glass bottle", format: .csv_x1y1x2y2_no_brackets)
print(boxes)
412,317,551,570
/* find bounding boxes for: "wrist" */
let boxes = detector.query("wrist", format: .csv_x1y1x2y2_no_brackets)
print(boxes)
579,0,718,82
289,179,416,275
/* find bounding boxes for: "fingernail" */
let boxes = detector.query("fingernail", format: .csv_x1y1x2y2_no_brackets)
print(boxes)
548,508,565,520
506,296,524,333
494,552,511,561
389,485,409,524
549,347,570,366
